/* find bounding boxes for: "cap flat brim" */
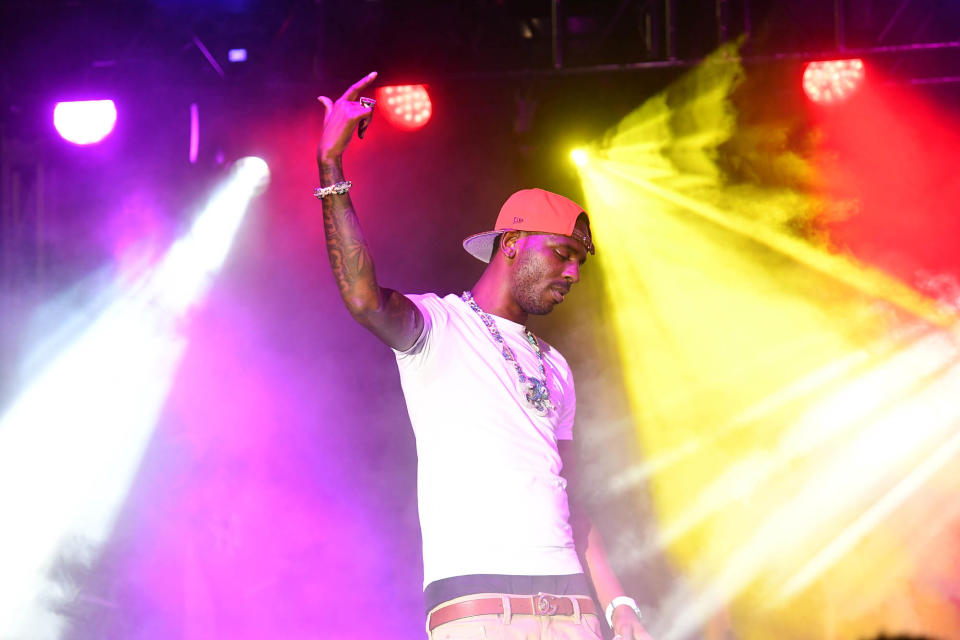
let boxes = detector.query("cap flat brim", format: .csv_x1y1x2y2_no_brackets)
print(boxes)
462,230,503,263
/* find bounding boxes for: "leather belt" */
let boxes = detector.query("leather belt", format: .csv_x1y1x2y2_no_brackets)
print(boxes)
428,593,597,631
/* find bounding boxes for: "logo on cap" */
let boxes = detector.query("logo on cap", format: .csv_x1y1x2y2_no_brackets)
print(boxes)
513,217,524,223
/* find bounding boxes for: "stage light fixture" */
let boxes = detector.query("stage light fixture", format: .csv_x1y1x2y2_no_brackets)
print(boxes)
570,148,588,166
375,84,432,130
228,48,247,63
53,99,118,145
803,59,865,105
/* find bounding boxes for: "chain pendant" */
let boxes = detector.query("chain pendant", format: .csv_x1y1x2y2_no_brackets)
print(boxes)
463,291,554,417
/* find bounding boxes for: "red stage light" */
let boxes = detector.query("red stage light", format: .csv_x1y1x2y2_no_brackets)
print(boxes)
375,85,432,130
803,59,865,105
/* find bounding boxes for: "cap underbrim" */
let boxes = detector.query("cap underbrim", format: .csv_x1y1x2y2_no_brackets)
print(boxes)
462,230,504,263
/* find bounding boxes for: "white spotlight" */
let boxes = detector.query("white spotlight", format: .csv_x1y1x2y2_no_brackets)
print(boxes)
232,156,270,191
0,157,270,638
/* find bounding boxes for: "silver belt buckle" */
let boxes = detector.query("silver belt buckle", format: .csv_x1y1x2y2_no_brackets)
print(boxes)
535,592,560,615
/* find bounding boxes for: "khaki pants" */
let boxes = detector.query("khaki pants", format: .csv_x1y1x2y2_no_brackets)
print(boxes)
427,594,605,640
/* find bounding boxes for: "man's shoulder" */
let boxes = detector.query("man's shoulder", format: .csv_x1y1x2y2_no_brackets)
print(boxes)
401,292,470,332
393,292,466,359
404,291,458,304
404,291,462,314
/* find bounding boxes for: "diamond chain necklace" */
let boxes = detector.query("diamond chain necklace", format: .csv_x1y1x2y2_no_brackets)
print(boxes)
461,291,555,416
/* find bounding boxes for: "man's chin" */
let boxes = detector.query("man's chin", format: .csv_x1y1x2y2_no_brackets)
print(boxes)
524,296,559,316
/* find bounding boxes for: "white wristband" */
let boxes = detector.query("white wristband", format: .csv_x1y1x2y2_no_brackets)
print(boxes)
605,596,642,627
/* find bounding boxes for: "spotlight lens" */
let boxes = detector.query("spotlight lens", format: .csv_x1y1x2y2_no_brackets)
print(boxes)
232,156,270,192
571,148,589,167
375,84,432,130
53,100,118,145
803,59,865,105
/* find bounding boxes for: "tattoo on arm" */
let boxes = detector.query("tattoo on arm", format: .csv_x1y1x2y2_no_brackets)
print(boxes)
320,159,379,310
318,158,423,350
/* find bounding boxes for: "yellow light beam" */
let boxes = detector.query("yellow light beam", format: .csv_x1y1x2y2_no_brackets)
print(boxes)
595,157,955,326
775,366,960,602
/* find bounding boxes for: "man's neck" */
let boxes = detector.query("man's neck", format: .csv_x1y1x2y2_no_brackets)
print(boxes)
470,270,527,325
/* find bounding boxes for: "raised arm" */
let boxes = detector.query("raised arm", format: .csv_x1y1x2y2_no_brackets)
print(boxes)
316,72,424,351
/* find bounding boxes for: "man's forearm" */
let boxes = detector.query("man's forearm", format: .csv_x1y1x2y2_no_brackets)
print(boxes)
319,156,382,315
582,520,628,613
580,518,651,638
314,73,424,351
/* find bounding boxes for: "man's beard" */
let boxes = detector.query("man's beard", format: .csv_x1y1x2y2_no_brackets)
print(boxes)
511,252,555,316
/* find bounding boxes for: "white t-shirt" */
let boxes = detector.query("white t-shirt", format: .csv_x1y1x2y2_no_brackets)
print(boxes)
394,292,583,587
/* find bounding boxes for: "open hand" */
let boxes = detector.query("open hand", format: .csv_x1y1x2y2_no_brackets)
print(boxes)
316,71,377,164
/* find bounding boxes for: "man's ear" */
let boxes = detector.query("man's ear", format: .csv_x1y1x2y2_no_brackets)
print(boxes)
500,230,521,259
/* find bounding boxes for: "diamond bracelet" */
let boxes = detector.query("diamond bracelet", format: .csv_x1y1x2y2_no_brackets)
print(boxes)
314,180,352,199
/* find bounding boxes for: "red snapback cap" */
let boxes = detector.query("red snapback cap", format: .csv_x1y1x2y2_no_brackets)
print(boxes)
462,188,594,263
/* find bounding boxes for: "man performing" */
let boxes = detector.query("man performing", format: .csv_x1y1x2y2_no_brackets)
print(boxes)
316,72,653,640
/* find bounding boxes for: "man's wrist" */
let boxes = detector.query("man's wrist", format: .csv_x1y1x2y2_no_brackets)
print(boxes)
605,596,642,627
317,154,345,186
318,152,342,166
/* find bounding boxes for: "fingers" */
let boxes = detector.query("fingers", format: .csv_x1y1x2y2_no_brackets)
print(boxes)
316,95,333,122
357,105,374,139
318,73,377,143
317,95,372,119
343,71,378,101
